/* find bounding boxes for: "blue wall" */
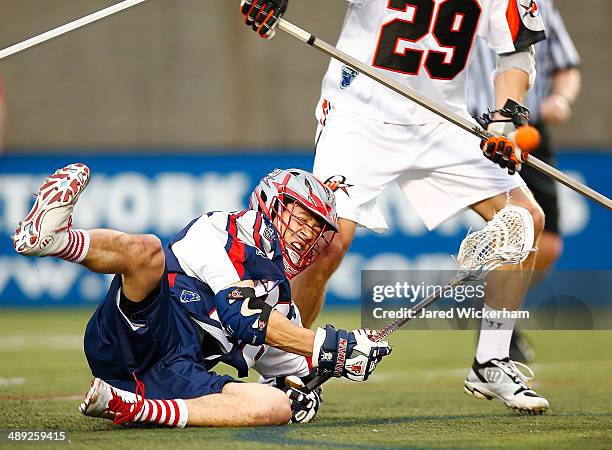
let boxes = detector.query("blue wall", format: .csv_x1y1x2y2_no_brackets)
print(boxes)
0,152,610,307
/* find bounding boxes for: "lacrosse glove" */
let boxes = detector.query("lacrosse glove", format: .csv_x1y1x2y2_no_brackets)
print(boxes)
240,0,288,39
273,375,322,424
312,325,391,382
480,99,532,175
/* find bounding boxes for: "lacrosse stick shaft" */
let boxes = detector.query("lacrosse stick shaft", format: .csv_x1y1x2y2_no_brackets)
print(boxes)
304,273,465,393
277,18,612,211
0,0,148,61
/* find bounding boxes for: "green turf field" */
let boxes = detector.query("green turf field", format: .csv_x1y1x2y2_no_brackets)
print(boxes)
1,309,611,449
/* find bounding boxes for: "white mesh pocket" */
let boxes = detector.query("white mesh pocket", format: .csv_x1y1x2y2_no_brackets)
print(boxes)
457,205,534,275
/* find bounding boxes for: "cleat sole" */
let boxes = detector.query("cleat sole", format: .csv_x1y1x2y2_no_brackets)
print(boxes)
13,163,90,256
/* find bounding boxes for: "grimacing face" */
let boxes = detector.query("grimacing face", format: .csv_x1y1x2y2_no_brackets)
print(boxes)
274,201,324,265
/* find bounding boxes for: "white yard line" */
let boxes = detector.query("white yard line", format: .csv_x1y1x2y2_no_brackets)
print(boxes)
0,393,83,401
0,335,82,351
0,377,25,387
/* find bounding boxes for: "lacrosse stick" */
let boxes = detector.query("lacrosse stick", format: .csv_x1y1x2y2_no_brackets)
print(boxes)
0,0,148,61
305,205,535,393
277,18,612,211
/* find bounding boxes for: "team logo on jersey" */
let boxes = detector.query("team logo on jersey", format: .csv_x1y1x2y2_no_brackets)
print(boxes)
521,0,539,17
180,290,201,303
340,65,359,90
518,0,544,31
263,223,276,244
324,175,353,196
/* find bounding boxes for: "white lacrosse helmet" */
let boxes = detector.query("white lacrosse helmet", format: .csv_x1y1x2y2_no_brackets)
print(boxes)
250,168,338,279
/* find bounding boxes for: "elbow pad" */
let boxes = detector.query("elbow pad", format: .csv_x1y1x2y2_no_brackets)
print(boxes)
214,286,273,346
493,46,536,88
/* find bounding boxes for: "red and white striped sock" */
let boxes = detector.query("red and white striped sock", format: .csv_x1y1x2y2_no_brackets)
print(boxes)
52,229,90,263
134,398,189,428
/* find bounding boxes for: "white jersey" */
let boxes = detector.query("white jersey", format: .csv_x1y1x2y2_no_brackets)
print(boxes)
164,210,309,379
319,0,545,125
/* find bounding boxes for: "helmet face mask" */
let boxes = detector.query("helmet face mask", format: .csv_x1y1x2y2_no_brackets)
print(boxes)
250,169,338,279
273,199,336,278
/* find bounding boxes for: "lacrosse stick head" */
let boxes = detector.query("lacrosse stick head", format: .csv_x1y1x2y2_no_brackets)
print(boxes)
457,205,534,279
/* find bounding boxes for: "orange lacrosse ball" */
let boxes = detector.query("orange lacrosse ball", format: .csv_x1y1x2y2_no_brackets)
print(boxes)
515,125,541,151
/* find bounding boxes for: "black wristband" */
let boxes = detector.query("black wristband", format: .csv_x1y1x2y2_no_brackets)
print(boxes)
256,302,274,334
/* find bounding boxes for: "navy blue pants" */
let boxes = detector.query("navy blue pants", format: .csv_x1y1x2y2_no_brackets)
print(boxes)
84,272,235,399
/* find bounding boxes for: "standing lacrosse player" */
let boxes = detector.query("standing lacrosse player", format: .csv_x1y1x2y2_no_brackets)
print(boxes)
241,0,551,413
467,1,581,360
12,164,391,427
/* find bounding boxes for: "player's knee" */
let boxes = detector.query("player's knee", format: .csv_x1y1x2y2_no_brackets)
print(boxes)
510,199,545,242
129,234,164,273
528,203,545,240
538,231,563,269
253,387,292,425
546,232,563,261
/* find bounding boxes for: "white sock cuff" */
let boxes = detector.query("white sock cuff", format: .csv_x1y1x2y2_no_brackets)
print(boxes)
175,399,188,428
72,229,90,264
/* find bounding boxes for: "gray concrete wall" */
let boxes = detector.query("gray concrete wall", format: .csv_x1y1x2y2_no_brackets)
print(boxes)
0,0,609,150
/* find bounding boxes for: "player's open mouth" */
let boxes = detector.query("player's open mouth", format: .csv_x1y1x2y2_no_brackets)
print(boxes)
286,242,305,264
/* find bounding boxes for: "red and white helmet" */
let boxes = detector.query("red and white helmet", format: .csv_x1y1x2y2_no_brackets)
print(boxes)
250,168,338,279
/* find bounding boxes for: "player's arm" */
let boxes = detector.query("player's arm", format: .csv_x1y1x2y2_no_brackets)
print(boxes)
481,49,536,175
214,281,391,382
266,309,313,355
479,0,546,174
493,63,530,109
539,67,581,124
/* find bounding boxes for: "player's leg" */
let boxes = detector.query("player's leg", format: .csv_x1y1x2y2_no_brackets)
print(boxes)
84,230,164,302
500,124,562,362
186,383,292,426
291,218,356,327
81,377,292,427
465,188,549,414
12,163,163,301
519,123,563,278
82,284,292,427
470,186,544,310
292,102,404,327
397,121,548,413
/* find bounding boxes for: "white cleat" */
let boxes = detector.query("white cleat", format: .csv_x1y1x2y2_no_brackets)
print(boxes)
464,357,549,415
12,163,90,257
79,378,138,422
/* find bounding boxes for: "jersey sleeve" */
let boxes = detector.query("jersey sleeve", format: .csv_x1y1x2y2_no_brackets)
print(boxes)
169,215,242,294
479,0,546,54
169,210,286,294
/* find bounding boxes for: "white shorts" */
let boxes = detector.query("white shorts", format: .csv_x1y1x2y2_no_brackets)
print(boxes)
313,103,525,231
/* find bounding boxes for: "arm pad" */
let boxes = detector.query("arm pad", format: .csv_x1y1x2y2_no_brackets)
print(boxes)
493,46,536,88
214,286,273,346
